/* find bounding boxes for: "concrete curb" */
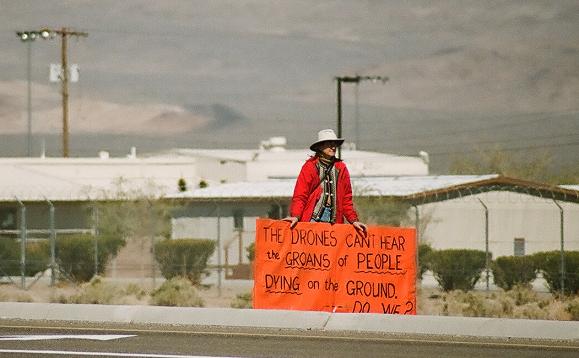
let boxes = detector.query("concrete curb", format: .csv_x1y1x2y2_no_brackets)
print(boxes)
1,302,578,341
325,313,579,340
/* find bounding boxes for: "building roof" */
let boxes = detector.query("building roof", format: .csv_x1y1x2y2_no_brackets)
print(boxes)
152,147,430,179
152,147,422,162
1,155,577,204
0,157,197,202
168,175,499,200
168,175,579,204
561,185,579,191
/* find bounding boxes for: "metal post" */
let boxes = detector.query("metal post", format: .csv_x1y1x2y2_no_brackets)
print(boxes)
15,198,26,289
149,202,156,289
216,204,222,296
93,206,99,277
477,198,490,291
413,204,420,282
238,229,243,265
336,78,342,159
26,41,32,157
354,81,359,150
553,200,565,295
46,199,56,286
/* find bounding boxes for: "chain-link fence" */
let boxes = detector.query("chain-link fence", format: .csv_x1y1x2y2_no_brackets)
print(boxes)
1,189,577,295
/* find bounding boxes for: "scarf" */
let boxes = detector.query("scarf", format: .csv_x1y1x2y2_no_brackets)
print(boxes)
312,156,338,223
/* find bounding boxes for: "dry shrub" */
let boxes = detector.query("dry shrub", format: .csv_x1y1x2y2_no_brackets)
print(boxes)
441,290,506,318
67,276,122,304
482,298,506,318
63,276,148,305
544,301,572,321
230,292,252,309
512,302,547,320
0,286,33,303
441,291,466,316
496,295,515,316
124,283,147,300
460,292,486,317
566,297,579,320
150,276,204,307
504,284,538,306
13,293,33,303
49,293,70,304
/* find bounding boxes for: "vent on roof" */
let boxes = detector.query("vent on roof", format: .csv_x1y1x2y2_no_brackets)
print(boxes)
259,136,287,152
98,151,109,159
127,146,137,159
419,151,429,164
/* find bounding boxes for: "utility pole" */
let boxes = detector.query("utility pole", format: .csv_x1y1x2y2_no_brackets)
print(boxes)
44,27,88,157
334,75,388,158
57,27,87,157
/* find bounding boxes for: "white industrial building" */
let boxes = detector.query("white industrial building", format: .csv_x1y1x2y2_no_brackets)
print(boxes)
0,140,430,280
152,136,429,183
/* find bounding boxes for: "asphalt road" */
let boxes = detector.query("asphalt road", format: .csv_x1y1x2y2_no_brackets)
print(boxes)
1,321,578,358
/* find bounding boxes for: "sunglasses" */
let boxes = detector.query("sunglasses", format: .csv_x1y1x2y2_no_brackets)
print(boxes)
319,141,340,148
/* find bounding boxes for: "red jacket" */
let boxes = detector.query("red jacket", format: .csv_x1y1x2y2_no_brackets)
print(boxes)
290,156,359,224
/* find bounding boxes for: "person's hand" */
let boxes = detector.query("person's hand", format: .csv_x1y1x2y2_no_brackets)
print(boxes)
282,216,299,229
353,221,367,237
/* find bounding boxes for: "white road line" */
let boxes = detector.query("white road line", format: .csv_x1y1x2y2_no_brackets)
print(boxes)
0,349,236,358
0,334,136,341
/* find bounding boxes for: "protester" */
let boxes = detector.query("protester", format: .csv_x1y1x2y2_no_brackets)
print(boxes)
283,129,367,236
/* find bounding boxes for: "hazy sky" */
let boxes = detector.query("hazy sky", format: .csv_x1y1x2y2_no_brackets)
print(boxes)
0,1,577,164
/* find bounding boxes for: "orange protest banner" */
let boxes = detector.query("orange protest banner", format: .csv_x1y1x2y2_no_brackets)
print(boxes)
253,219,416,314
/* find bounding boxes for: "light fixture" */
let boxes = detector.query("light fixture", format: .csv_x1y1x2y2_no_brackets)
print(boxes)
334,75,389,157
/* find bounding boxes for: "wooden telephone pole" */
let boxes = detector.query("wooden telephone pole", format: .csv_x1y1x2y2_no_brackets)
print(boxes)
55,27,88,157
39,27,88,157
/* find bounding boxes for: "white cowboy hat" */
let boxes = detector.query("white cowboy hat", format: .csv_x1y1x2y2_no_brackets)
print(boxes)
309,129,344,151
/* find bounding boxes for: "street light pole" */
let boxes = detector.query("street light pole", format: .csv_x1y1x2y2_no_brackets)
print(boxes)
334,75,388,158
16,31,38,157
26,40,32,157
336,77,343,158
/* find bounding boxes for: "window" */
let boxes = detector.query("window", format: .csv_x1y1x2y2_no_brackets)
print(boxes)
0,207,17,230
268,204,287,219
514,238,525,257
233,210,244,230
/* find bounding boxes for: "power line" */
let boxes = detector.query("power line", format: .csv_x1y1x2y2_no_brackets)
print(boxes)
426,140,579,157
379,110,579,144
392,132,579,151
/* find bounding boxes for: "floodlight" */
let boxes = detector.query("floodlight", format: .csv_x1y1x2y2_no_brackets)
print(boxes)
41,29,51,39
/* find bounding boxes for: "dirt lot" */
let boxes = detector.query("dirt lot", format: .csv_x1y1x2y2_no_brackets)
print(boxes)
1,276,575,321
0,277,253,308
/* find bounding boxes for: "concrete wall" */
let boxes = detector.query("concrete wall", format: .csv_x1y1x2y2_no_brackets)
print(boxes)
195,156,247,185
